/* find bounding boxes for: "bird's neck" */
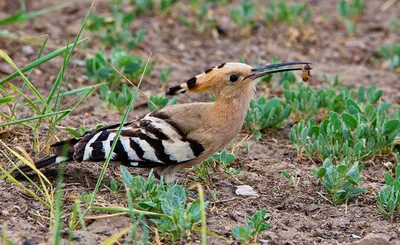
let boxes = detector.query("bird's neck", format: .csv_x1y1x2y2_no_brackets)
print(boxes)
211,84,254,128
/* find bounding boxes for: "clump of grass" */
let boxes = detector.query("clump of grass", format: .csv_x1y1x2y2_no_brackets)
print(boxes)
177,0,219,34
376,154,400,221
147,94,177,111
230,0,257,33
0,0,67,26
192,150,240,183
99,84,135,114
379,43,400,70
85,48,153,113
232,209,271,244
86,5,146,50
264,0,311,26
244,97,291,140
282,169,299,186
85,48,152,90
313,158,365,205
89,167,208,243
389,14,399,34
337,0,366,35
291,101,400,163
130,0,179,15
160,66,173,89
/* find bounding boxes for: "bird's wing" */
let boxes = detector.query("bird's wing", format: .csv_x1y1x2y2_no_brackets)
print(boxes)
70,112,205,168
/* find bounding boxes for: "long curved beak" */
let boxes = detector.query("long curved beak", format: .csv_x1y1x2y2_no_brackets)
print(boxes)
246,61,312,80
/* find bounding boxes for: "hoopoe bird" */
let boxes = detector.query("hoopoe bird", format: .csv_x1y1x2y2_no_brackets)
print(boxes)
19,62,311,183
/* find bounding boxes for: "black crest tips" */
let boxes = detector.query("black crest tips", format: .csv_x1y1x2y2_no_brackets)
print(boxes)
186,77,197,89
205,68,213,74
217,63,226,69
166,85,183,96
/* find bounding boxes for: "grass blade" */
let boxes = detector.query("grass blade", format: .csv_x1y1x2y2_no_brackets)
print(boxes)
0,49,52,112
100,225,134,245
7,82,42,114
90,206,169,218
0,0,68,25
0,39,88,85
0,95,14,104
0,109,71,127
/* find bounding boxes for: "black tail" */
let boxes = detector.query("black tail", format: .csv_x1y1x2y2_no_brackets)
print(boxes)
16,121,132,175
17,152,74,173
16,138,76,175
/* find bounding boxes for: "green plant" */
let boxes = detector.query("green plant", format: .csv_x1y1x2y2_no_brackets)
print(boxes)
105,178,123,194
376,154,400,221
245,142,252,154
85,48,152,90
337,0,366,35
65,124,104,137
210,188,219,202
232,209,271,244
0,10,94,150
0,0,67,26
78,192,94,206
230,1,257,30
265,0,311,26
205,150,241,178
159,0,179,13
313,158,365,205
131,0,154,14
284,77,385,123
379,43,400,70
192,161,211,183
147,94,177,111
244,97,291,140
120,167,208,242
282,170,298,186
290,95,399,162
86,5,145,49
283,81,320,121
178,0,219,34
99,84,134,114
160,67,173,89
390,15,399,33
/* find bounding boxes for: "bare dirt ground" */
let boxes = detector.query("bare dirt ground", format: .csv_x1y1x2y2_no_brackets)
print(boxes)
1,0,400,244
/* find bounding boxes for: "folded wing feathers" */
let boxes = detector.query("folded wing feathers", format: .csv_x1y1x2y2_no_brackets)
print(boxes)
71,113,204,167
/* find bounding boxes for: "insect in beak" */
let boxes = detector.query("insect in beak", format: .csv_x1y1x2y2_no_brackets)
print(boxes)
246,61,312,81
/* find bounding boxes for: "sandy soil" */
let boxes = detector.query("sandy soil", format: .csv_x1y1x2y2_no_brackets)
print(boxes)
1,0,399,244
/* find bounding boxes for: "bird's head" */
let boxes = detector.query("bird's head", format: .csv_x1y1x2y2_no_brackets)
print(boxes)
166,62,311,100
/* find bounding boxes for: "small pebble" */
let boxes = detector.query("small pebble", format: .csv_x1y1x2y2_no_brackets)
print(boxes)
0,63,13,74
235,185,259,197
22,46,35,56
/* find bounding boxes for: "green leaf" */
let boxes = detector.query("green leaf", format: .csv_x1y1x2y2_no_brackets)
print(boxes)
345,99,362,114
282,170,292,180
383,119,400,135
232,226,251,244
120,166,133,186
357,86,364,104
384,172,395,185
0,95,14,104
312,167,326,179
0,0,68,26
342,113,358,130
66,127,83,138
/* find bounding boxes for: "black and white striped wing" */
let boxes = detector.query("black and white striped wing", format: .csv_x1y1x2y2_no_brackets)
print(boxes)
72,113,204,168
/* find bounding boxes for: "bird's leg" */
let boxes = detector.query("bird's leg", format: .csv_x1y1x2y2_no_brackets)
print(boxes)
154,166,178,184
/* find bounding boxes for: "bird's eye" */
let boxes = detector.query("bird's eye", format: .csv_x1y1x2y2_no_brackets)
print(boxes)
230,75,239,82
